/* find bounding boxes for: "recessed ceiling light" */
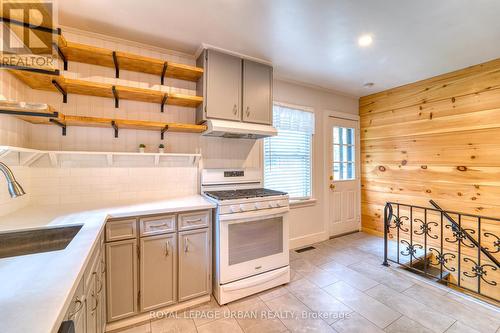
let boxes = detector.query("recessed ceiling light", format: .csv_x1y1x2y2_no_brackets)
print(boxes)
358,34,373,47
363,82,375,88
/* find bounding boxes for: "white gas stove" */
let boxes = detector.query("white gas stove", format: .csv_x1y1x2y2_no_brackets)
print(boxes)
201,169,290,305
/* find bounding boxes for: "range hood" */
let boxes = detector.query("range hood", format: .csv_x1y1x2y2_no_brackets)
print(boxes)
203,119,277,139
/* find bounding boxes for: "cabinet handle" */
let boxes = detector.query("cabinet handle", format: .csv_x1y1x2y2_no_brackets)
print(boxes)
149,222,168,228
91,295,99,312
96,274,103,294
184,237,189,253
246,106,250,117
185,218,202,224
233,104,237,115
165,240,170,256
69,297,83,319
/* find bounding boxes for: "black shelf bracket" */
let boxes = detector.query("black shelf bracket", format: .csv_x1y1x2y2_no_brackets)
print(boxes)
50,119,67,136
52,80,67,103
161,62,168,85
161,125,169,140
0,110,59,118
112,51,119,78
111,121,119,138
112,86,119,108
161,94,168,113
0,63,60,76
54,42,68,71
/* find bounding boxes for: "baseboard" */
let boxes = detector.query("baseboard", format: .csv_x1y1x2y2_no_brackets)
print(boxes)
289,231,328,249
361,227,384,237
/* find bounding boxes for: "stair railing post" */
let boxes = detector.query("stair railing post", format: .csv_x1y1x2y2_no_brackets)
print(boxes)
383,202,391,266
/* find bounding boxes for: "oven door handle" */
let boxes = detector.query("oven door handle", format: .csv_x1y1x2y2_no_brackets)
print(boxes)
219,207,289,223
221,267,289,291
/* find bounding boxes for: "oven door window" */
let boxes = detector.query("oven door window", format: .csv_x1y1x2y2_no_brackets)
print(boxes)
228,217,283,265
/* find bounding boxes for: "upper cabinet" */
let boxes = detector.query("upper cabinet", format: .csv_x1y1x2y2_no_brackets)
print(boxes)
203,50,242,121
242,60,273,125
196,49,273,125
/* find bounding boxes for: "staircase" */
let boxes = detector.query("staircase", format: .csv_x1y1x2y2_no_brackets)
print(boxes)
383,200,500,305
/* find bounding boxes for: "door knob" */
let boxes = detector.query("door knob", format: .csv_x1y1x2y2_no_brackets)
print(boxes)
330,184,335,190
329,175,333,181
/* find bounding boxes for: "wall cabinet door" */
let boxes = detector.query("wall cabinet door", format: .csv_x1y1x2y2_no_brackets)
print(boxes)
106,239,138,322
140,234,177,311
242,60,273,125
178,229,210,302
206,49,242,121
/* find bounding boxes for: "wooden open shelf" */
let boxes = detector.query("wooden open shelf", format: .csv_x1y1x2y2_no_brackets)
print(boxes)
1,100,207,136
8,70,203,108
58,35,203,82
62,115,206,133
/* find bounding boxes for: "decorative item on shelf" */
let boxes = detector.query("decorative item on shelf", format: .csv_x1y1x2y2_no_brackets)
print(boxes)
139,144,146,153
158,144,165,154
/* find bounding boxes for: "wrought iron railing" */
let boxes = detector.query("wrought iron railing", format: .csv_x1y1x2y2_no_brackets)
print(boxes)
383,200,499,303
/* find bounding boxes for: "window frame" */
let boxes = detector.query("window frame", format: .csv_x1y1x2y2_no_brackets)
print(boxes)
263,102,315,202
332,126,356,181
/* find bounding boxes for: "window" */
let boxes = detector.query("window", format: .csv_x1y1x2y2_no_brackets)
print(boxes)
332,127,355,180
264,104,314,200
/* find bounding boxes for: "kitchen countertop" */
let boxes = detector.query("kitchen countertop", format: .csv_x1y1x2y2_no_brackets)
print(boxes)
0,195,215,333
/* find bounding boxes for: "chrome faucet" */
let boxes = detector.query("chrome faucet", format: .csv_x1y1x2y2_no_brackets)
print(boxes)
0,162,26,198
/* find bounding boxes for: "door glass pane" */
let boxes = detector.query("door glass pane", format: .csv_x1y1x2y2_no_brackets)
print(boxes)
228,217,283,265
332,126,356,180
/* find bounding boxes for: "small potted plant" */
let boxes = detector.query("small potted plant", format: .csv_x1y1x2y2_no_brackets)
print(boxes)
158,144,165,154
138,144,146,153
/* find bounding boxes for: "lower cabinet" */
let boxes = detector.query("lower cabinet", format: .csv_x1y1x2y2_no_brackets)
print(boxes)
140,233,177,311
104,209,211,324
178,229,211,302
64,234,104,333
105,238,138,321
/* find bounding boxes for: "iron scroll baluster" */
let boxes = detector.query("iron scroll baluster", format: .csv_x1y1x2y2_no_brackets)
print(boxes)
382,200,499,303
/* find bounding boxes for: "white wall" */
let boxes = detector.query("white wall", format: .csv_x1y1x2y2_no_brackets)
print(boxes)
0,70,31,214
0,27,359,248
273,79,358,248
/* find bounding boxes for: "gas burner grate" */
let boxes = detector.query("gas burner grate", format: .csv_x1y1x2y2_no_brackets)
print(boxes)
204,188,287,201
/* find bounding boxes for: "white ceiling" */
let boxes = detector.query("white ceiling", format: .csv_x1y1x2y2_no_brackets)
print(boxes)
59,0,500,97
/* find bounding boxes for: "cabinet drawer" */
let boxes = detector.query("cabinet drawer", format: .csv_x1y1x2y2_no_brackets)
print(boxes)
139,215,176,236
106,219,137,241
178,210,210,230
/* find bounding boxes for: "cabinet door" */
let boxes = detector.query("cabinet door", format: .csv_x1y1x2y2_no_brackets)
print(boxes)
106,239,138,322
96,249,106,333
206,49,242,121
242,60,273,125
140,234,177,311
178,229,210,302
85,273,98,333
73,309,86,333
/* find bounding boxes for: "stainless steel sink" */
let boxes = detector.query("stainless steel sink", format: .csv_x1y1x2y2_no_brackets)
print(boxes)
0,224,83,259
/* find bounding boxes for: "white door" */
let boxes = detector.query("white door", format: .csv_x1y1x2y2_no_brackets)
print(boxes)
327,116,360,236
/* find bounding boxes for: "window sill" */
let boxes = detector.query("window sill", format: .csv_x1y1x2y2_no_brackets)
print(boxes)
289,198,317,209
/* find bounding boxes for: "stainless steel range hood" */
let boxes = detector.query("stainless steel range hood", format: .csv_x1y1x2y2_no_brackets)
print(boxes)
202,119,277,139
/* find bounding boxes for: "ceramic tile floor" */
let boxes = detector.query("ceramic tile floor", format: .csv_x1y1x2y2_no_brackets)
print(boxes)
117,232,500,333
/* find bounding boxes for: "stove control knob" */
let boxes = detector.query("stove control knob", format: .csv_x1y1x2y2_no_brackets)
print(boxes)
230,205,241,213
255,202,266,210
270,201,279,208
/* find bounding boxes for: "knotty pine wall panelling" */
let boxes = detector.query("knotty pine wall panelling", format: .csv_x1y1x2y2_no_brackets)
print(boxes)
360,58,500,234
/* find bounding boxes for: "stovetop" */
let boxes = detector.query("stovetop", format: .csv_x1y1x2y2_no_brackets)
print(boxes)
204,188,287,201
